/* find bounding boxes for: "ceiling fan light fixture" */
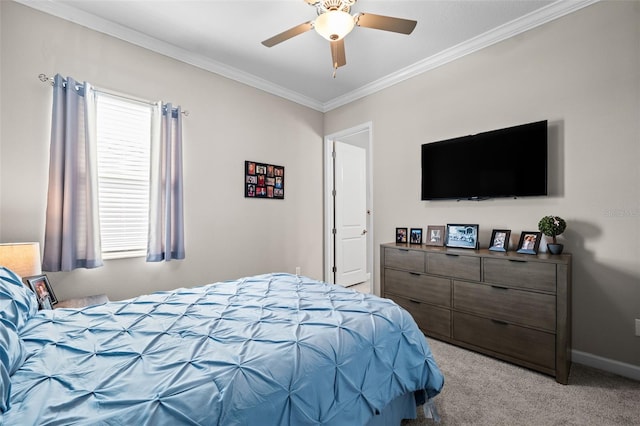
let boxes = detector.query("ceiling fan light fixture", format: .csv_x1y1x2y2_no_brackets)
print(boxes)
314,10,355,41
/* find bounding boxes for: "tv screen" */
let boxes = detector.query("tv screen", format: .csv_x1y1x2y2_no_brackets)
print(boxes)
421,120,548,200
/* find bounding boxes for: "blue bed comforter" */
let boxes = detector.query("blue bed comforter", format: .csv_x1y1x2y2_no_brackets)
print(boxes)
2,272,443,425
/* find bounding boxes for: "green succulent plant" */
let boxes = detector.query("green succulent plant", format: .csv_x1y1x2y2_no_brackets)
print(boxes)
538,215,566,244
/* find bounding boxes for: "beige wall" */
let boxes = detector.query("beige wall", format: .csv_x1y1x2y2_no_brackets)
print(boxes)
0,0,3,239
326,1,640,368
0,1,324,300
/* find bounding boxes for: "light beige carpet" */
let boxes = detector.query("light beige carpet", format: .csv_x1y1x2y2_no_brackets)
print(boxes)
403,338,640,425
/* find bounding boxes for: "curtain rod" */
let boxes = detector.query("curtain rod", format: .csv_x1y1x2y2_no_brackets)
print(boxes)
38,74,189,116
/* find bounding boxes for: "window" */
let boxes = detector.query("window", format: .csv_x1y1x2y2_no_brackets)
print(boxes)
96,93,152,259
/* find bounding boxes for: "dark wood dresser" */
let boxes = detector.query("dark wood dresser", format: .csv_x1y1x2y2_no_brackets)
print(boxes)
380,243,571,384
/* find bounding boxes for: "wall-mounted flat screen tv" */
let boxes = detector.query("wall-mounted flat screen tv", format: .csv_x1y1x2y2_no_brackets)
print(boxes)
421,120,548,200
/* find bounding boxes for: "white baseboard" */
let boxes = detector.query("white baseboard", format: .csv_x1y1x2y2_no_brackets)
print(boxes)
572,349,640,381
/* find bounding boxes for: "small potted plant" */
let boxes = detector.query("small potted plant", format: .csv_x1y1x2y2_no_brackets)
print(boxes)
538,215,567,254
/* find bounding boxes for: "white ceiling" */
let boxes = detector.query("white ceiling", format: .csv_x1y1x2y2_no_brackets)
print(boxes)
19,0,596,111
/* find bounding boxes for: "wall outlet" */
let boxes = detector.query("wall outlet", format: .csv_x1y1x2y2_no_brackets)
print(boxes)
295,266,301,276
636,319,640,337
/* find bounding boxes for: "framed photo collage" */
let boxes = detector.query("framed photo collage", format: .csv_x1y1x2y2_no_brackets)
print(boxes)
245,161,285,199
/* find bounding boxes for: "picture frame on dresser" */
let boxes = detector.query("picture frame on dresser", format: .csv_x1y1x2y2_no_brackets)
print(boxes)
489,229,511,252
396,227,408,243
409,228,423,245
426,225,445,246
23,274,57,309
516,231,542,254
445,224,479,249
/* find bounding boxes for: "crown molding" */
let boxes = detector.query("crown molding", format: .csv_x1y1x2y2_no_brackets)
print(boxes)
17,0,598,113
15,0,325,111
322,0,600,111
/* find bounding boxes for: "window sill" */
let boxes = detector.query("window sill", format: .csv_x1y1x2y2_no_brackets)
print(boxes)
102,250,146,260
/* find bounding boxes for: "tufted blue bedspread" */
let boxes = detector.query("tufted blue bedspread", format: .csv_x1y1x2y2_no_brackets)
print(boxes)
3,273,443,425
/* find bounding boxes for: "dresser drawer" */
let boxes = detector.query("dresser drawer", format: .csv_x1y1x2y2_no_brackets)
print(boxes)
427,252,480,281
384,247,425,272
385,269,451,307
453,312,555,369
483,258,556,293
390,294,451,338
453,281,555,331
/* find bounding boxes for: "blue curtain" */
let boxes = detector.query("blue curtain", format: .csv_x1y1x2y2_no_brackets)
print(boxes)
42,75,103,271
147,102,185,262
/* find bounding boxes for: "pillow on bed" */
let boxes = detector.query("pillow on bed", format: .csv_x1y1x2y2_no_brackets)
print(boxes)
0,267,38,331
0,319,26,412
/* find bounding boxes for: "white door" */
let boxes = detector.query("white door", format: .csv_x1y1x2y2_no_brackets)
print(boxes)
334,141,367,286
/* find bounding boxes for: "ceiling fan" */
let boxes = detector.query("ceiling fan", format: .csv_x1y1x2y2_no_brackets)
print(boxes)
262,0,417,77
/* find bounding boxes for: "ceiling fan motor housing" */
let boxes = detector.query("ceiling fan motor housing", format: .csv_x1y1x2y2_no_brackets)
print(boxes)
315,0,356,14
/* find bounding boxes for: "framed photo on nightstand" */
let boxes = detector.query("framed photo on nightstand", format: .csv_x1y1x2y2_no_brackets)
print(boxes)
23,274,57,309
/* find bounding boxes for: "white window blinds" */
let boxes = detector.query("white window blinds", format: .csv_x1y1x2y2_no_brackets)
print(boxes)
96,93,152,258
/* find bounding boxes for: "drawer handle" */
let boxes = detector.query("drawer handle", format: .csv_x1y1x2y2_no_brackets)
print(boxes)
491,319,509,326
508,259,527,263
491,285,508,290
408,299,421,304
409,272,421,276
399,249,409,252
445,253,459,257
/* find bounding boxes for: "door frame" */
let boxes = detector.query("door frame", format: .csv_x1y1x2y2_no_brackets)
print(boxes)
323,122,374,289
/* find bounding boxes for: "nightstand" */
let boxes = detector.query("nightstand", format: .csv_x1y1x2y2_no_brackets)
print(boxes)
54,294,109,309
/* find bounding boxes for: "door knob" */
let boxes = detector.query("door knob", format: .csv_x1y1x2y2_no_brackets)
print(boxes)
362,229,368,235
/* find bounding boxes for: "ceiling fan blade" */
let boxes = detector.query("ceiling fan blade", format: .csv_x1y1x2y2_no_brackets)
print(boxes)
355,13,417,35
330,39,346,69
262,21,313,47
